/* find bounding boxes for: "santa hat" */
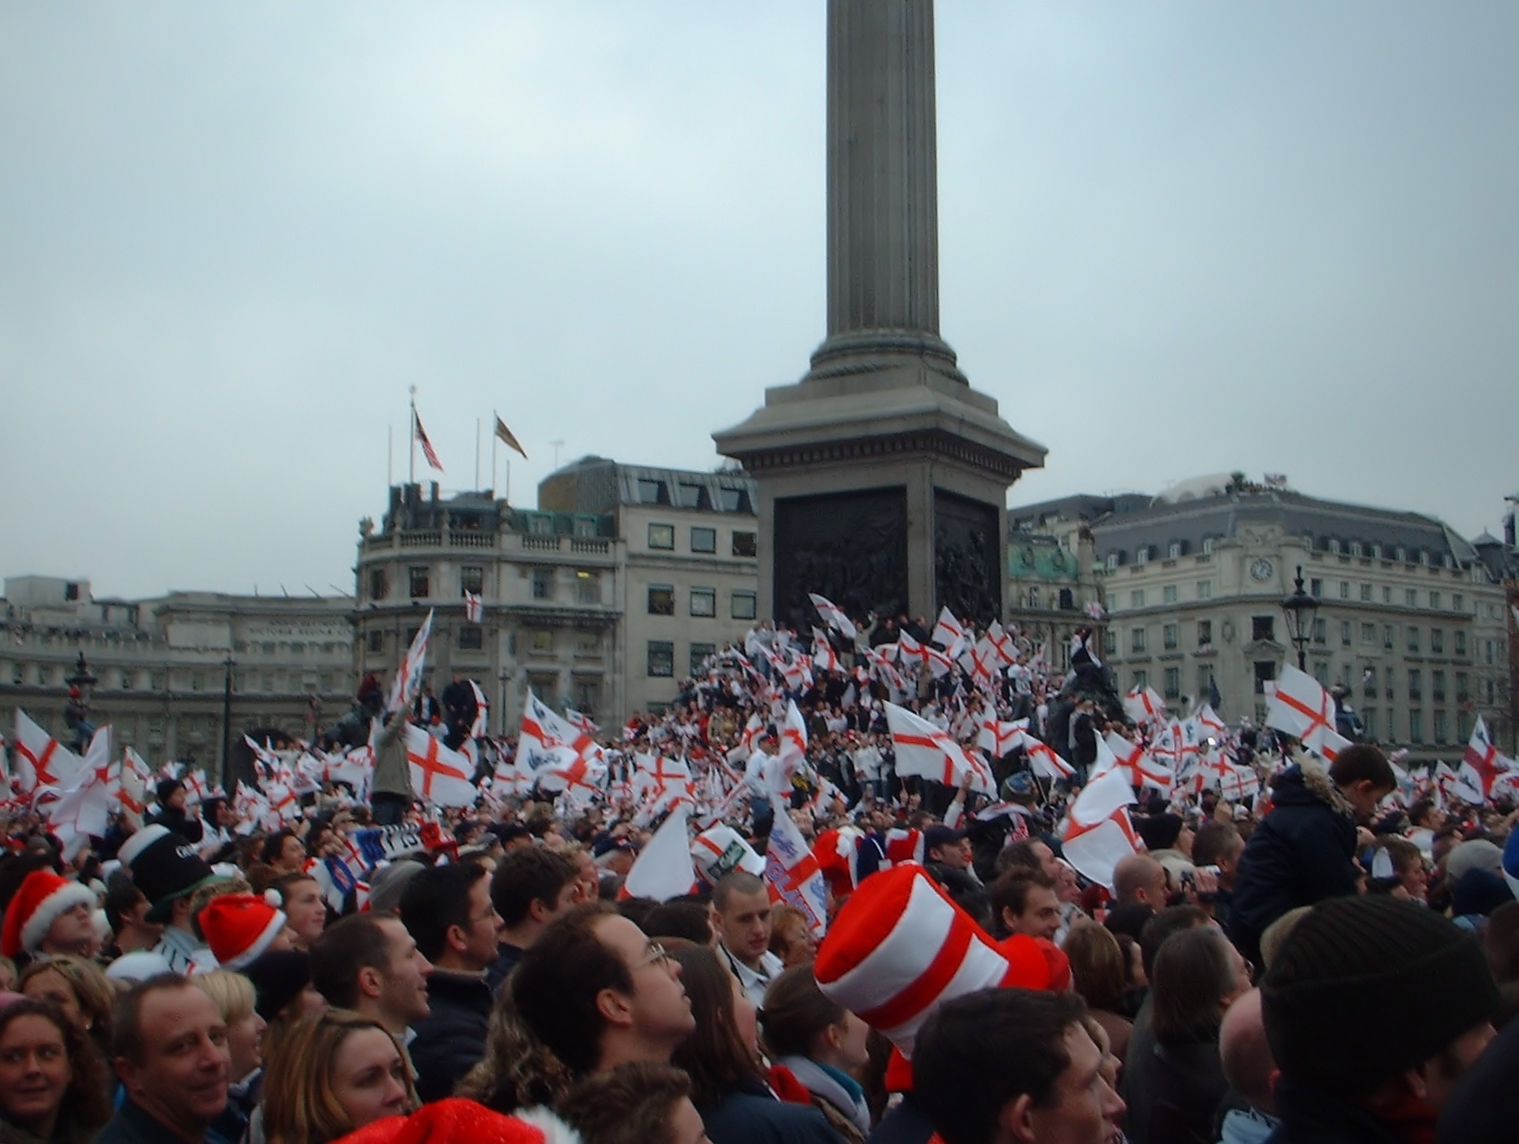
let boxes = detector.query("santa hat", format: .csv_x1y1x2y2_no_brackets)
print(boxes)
0,870,96,958
197,893,288,970
814,863,1042,1058
332,1098,578,1144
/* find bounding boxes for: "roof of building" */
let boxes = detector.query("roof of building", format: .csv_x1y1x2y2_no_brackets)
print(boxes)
538,455,756,516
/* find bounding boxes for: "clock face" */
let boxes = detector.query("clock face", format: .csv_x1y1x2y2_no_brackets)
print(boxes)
1250,558,1274,582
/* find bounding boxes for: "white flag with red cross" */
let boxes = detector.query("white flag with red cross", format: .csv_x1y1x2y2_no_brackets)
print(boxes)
1123,686,1170,729
386,608,435,716
1460,716,1513,802
1264,666,1351,761
402,724,477,807
930,606,965,649
984,621,1017,666
809,593,858,641
1025,739,1075,783
463,592,483,623
45,726,115,858
885,702,995,795
767,794,829,938
12,710,83,796
1060,764,1139,888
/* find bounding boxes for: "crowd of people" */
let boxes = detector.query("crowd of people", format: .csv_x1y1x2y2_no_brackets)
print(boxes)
1,605,1517,1144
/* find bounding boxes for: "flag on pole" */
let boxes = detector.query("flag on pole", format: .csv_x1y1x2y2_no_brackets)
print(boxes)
463,592,483,623
493,414,528,459
766,795,829,938
386,608,435,716
808,593,858,641
1263,666,1351,762
621,803,697,902
884,702,995,795
12,710,83,796
402,724,477,807
415,411,444,471
930,606,965,649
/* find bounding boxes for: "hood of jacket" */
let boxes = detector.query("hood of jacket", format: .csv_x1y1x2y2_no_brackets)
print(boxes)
1271,760,1355,820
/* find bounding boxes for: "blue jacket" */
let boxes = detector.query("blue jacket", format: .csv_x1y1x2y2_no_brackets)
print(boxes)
1228,763,1359,966
699,1077,845,1144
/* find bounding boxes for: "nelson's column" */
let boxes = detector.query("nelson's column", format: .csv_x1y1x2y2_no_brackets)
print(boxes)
714,0,1046,632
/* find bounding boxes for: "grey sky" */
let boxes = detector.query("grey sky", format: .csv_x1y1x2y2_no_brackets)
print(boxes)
3,3,1516,600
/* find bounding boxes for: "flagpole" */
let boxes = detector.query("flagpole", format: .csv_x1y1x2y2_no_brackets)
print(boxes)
408,386,417,486
474,418,481,490
490,418,497,497
387,425,393,487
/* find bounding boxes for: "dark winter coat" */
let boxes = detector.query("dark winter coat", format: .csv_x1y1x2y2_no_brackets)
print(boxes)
1437,1014,1519,1144
93,1099,194,1144
1267,1076,1433,1144
1122,1031,1231,1144
1227,762,1360,966
698,1076,846,1144
408,969,493,1103
865,1093,934,1144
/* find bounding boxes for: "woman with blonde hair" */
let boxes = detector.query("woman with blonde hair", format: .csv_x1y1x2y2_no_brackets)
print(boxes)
261,1009,417,1144
17,954,115,1061
190,971,267,1144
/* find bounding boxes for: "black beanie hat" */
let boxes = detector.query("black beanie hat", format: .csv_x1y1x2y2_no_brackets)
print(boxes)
1135,813,1184,852
245,949,312,1022
118,825,221,923
1261,895,1498,1095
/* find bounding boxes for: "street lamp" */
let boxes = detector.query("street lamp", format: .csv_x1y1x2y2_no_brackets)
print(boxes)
220,655,234,793
65,652,98,694
1280,565,1319,671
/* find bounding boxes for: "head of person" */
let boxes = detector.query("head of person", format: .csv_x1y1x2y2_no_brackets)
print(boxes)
1484,900,1519,985
261,1009,417,1144
766,904,818,967
644,901,716,948
262,830,307,875
0,997,112,1140
709,871,771,969
399,860,501,974
925,826,973,871
558,1061,709,1144
997,838,1062,882
990,869,1061,942
757,964,870,1075
1262,895,1499,1115
190,971,267,1082
1137,905,1209,985
491,847,582,945
1373,837,1429,902
18,955,115,1046
1219,989,1276,1115
269,872,328,948
512,903,693,1076
668,944,762,1108
1062,921,1129,1016
1151,926,1251,1044
1326,744,1397,820
0,869,99,962
914,988,1124,1144
157,779,188,813
1135,813,1190,858
1409,799,1445,832
105,880,164,951
1191,822,1245,889
111,975,231,1140
310,914,432,1033
1112,855,1169,910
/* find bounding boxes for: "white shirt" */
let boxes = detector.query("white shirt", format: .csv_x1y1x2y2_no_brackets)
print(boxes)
721,944,783,1008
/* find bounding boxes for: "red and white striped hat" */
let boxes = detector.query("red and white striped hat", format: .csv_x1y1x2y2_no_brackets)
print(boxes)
814,863,1029,1058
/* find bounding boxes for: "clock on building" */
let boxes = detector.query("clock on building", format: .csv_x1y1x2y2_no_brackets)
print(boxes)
1249,558,1274,582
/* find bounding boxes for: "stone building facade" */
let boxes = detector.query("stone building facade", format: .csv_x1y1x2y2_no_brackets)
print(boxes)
1,575,352,766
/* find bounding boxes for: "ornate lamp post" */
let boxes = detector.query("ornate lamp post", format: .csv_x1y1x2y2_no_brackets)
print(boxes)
65,652,98,695
1280,566,1319,672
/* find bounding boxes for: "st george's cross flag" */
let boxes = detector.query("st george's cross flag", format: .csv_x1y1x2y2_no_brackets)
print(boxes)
386,609,435,716
885,702,995,795
809,593,858,641
463,592,483,623
402,724,477,807
930,606,965,649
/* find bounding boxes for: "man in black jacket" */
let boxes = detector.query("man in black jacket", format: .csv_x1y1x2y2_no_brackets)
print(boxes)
1228,744,1395,968
399,861,502,1102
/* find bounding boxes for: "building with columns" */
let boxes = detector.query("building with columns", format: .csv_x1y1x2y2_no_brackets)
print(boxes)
1012,478,1516,760
1,575,352,765
351,458,759,726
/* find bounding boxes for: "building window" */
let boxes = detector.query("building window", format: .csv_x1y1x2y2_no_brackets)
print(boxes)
1433,710,1448,744
1310,578,1323,596
637,479,666,504
648,523,675,550
1364,709,1377,739
1383,624,1395,650
1197,580,1213,600
1313,661,1329,686
1254,661,1276,693
571,571,597,604
1452,593,1464,612
1363,666,1377,698
1202,538,1215,555
676,483,705,509
1456,671,1470,701
1429,591,1441,609
1486,640,1496,665
648,585,675,615
1409,709,1424,743
1431,628,1444,654
151,671,166,690
1251,616,1275,642
1406,626,1419,652
1131,628,1147,654
1130,590,1145,608
573,677,600,712
732,591,757,620
532,568,555,600
690,588,716,617
647,641,675,677
529,630,553,656
1137,548,1150,565
1106,554,1120,571
1310,618,1326,644
1197,620,1212,647
1405,588,1418,607
1455,630,1467,655
1163,623,1178,650
1340,621,1351,647
1361,622,1375,643
690,643,716,676
461,566,484,594
1432,670,1446,701
1132,670,1149,691
1104,630,1118,655
369,569,389,601
732,531,757,557
1339,581,1350,600
1168,543,1183,559
367,630,385,654
1360,583,1372,601
1408,669,1422,699
574,517,597,538
409,567,430,599
1162,585,1178,604
458,626,484,651
690,527,717,554
1163,667,1181,699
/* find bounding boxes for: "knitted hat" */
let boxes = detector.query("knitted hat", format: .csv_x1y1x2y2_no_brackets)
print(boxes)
197,893,288,970
118,825,221,923
0,870,96,958
244,949,312,1022
1261,895,1499,1095
815,864,1039,1057
1135,813,1184,852
368,860,426,916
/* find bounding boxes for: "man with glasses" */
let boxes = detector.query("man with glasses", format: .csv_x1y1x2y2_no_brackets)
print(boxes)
513,902,695,1077
398,860,503,1101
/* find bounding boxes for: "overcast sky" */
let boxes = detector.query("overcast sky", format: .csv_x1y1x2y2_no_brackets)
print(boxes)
4,3,1517,601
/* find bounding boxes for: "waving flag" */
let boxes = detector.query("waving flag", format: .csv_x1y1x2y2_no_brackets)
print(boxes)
45,727,114,858
1025,739,1075,782
1123,686,1170,728
930,606,965,649
493,413,528,459
621,803,697,902
812,629,841,675
1264,666,1350,761
402,724,477,807
775,701,809,783
984,621,1017,666
415,410,444,471
468,680,490,739
12,711,83,796
767,795,829,938
463,592,483,623
692,823,765,886
386,608,435,716
1460,717,1510,802
885,702,995,795
809,593,858,641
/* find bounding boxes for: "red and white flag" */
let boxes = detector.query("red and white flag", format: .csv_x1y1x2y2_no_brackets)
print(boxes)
885,702,995,795
1263,666,1350,762
415,410,444,471
403,724,477,807
1459,716,1510,802
46,727,115,857
621,803,697,902
463,592,483,623
775,701,810,785
984,621,1017,666
12,710,83,796
812,629,840,675
692,823,765,886
930,606,965,649
1123,686,1170,728
1025,739,1075,783
978,716,1029,758
1060,764,1139,888
386,608,435,716
766,795,829,938
468,680,490,740
809,593,858,641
